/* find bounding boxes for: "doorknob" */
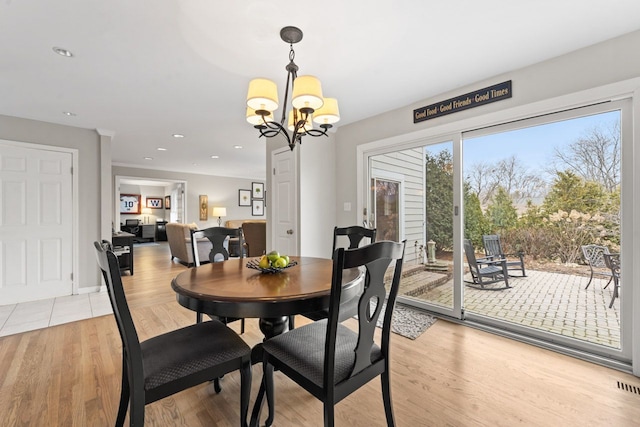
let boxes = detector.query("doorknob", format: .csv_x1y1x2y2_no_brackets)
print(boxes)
286,229,294,235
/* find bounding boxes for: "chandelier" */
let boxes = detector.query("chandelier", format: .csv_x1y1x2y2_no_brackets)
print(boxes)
246,26,340,151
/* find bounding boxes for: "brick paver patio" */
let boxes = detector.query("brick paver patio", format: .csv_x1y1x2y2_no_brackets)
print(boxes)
398,266,620,348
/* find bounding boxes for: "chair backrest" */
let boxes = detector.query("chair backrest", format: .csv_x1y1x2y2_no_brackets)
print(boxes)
581,244,610,268
125,219,140,226
94,241,143,378
603,253,620,277
325,240,405,385
482,234,504,258
192,226,244,265
332,226,377,253
242,222,266,257
463,239,481,274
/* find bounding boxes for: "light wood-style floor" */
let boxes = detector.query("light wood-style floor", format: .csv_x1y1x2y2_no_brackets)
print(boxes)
1,243,639,426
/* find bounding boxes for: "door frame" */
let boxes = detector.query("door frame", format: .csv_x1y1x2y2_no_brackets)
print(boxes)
0,138,79,296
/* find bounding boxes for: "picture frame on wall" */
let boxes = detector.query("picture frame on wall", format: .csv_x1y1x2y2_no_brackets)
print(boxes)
146,197,163,209
252,199,264,216
252,182,264,199
165,195,171,210
120,194,141,214
239,189,251,206
199,195,208,221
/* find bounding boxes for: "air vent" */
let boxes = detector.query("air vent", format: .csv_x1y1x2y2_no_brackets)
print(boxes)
617,381,640,395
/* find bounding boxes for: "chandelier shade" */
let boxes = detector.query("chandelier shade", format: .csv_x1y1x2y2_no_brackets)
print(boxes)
313,97,340,125
245,26,340,151
246,78,279,112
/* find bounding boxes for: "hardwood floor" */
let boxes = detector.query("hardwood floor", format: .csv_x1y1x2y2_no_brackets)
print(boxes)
1,243,639,426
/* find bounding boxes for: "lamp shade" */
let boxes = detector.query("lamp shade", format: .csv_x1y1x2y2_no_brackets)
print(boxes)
312,97,340,125
292,75,323,111
288,110,313,132
246,107,273,125
212,207,227,218
247,78,279,112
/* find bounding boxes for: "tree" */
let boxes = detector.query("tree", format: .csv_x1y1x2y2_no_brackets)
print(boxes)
464,184,490,248
542,171,608,215
485,186,518,232
551,120,620,192
425,149,453,251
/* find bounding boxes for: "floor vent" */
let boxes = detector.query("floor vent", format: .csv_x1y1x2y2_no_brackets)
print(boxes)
617,381,640,395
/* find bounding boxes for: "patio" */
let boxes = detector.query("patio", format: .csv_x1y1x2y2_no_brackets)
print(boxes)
397,265,620,348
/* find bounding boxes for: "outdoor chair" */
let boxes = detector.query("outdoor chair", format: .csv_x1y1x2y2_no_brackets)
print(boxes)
464,239,510,290
581,244,614,290
482,234,526,277
94,241,252,427
603,253,621,308
258,240,406,427
191,227,245,332
296,225,377,328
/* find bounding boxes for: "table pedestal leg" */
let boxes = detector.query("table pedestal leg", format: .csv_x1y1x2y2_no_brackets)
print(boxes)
250,316,288,427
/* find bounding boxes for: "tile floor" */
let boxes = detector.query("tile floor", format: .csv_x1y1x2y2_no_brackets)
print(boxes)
0,292,112,337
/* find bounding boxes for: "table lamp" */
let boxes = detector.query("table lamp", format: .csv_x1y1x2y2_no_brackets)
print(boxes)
212,207,227,226
142,207,153,224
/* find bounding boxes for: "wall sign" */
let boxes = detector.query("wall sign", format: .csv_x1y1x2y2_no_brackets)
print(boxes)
414,80,512,123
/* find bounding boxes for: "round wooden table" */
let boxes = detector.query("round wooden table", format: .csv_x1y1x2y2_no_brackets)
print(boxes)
171,256,361,426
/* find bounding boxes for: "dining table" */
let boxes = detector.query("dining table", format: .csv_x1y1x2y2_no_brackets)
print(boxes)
171,255,362,426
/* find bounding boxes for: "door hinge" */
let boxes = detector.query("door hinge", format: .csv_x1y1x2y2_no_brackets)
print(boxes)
273,167,276,175
70,272,73,281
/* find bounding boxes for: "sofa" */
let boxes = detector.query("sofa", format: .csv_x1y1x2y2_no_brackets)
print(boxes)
166,222,212,266
225,219,266,257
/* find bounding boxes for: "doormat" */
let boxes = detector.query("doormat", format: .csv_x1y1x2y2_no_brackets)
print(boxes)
358,299,437,340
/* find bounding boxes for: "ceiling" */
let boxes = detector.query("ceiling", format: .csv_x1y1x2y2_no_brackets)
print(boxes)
2,1,640,180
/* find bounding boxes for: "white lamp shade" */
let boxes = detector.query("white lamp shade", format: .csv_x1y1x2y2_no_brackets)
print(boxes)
288,110,313,132
247,78,279,112
292,75,324,111
246,107,273,125
312,97,340,125
212,207,227,217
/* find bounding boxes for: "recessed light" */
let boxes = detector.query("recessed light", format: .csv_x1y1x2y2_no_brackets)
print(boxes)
157,147,167,151
62,111,76,116
52,47,73,57
173,134,185,138
234,145,243,149
144,157,153,160
192,163,198,166
210,155,219,159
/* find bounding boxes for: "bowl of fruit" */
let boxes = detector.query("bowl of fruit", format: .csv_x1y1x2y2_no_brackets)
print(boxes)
246,251,297,273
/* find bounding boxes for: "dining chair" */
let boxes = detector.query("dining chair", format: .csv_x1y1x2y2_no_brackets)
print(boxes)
191,227,246,334
94,241,252,427
581,244,614,290
296,226,377,328
258,240,406,427
603,253,621,308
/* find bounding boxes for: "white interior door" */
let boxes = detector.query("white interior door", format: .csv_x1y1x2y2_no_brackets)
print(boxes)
272,148,298,256
0,143,73,304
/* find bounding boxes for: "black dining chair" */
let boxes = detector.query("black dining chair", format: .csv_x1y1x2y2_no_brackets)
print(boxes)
295,226,376,328
94,241,252,427
258,240,406,427
191,227,246,333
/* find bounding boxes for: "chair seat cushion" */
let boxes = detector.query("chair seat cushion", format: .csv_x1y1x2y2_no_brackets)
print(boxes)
262,319,382,387
141,319,250,390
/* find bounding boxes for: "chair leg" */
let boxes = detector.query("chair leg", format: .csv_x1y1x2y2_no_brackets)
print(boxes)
240,360,252,427
609,278,619,309
603,276,613,289
129,384,145,427
196,311,203,323
240,319,245,334
584,270,594,289
323,402,335,427
213,378,222,394
263,359,275,427
381,370,396,427
115,357,129,427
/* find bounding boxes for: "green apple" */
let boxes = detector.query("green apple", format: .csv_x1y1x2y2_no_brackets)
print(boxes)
282,255,290,265
274,257,287,268
267,250,280,263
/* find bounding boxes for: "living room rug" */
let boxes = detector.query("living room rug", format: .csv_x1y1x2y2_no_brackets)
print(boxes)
358,299,437,340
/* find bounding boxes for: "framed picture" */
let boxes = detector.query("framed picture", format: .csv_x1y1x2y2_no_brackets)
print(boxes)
146,197,163,209
252,199,264,216
239,189,251,206
252,182,264,199
199,195,208,221
165,195,171,210
120,194,141,214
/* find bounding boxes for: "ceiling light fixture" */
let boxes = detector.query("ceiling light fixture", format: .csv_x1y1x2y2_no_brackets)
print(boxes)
234,145,243,149
62,111,76,116
144,157,153,160
172,134,184,138
157,147,167,151
246,26,340,151
52,47,73,57
210,155,219,159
